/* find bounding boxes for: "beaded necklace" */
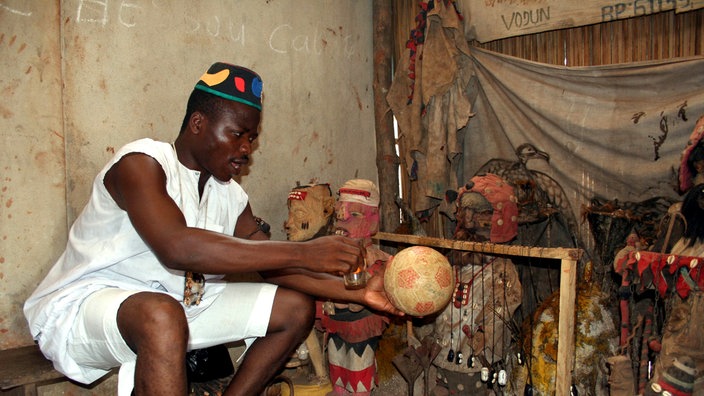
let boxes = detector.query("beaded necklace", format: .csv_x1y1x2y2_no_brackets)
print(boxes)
172,143,207,306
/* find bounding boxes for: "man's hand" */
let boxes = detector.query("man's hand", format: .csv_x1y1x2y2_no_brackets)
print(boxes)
361,271,404,316
300,235,366,276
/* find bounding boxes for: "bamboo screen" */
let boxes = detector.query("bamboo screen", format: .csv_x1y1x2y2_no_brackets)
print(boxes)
392,2,704,66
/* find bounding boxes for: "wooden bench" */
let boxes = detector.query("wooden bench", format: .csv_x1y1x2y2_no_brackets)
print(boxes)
0,345,65,395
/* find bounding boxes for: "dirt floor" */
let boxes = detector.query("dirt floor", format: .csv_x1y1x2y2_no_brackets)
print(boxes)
281,361,429,396
188,360,429,396
188,322,435,396
373,369,431,396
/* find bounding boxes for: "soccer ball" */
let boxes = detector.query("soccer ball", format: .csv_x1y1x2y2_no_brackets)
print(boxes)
384,246,453,316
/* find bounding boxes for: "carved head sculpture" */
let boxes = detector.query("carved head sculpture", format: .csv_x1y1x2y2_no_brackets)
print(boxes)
454,173,518,243
285,183,335,242
334,179,380,239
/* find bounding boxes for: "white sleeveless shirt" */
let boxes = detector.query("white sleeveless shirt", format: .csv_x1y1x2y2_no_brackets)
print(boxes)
24,138,248,383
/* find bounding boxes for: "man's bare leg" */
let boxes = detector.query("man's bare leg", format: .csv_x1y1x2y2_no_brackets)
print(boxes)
117,292,189,396
224,287,314,396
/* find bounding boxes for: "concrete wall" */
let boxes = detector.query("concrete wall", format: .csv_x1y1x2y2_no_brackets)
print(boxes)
0,1,376,392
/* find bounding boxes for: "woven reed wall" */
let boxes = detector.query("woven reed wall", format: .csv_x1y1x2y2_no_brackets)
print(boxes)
392,1,704,66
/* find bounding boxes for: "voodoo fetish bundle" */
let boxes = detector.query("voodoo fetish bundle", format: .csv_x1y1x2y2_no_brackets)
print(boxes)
613,250,704,395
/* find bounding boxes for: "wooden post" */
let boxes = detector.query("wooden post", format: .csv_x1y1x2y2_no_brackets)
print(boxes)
555,258,577,395
372,0,400,235
304,330,328,382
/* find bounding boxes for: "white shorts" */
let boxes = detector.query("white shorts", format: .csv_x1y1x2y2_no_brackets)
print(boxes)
67,282,278,369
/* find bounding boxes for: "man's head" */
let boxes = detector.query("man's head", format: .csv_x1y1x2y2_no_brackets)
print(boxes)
334,179,380,239
177,63,263,182
285,183,335,241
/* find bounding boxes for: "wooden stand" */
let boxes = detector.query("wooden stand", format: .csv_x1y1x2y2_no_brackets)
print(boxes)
374,232,582,395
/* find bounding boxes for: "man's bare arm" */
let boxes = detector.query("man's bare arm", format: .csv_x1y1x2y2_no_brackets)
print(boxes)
103,153,363,276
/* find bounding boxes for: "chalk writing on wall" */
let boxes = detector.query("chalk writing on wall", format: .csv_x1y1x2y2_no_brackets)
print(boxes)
0,2,32,17
72,0,356,58
183,15,246,44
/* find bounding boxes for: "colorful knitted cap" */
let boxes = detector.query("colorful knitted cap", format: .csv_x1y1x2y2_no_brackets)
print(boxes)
195,63,263,110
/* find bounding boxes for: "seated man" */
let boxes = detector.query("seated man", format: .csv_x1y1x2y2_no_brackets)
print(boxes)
24,63,401,396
